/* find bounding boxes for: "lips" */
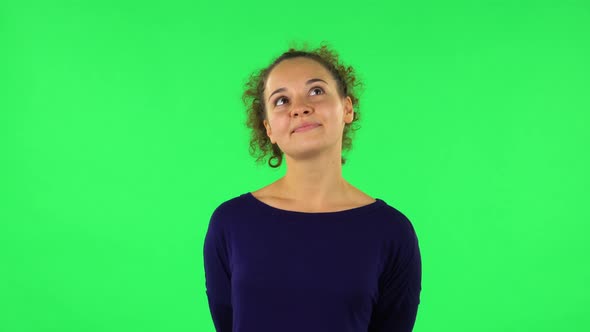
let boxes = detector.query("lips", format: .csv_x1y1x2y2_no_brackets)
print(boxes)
292,122,320,133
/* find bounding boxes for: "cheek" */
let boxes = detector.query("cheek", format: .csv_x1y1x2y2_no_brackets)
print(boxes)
268,118,289,134
274,116,290,128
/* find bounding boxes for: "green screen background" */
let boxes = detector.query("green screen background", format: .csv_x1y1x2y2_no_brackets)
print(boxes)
1,1,588,331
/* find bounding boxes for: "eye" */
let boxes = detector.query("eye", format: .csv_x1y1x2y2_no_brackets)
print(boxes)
310,86,324,96
275,96,287,107
274,86,325,107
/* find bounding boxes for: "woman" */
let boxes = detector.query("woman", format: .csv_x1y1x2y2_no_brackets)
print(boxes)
204,42,422,332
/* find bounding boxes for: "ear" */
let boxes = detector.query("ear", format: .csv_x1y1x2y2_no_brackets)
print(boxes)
343,96,354,124
263,119,275,144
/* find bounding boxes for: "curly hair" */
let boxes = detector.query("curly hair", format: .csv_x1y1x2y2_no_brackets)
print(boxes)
241,41,365,168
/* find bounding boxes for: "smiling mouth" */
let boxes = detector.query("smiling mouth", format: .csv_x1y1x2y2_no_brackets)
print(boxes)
293,124,321,133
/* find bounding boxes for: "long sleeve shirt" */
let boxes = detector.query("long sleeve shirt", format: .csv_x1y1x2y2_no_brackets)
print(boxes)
203,192,422,332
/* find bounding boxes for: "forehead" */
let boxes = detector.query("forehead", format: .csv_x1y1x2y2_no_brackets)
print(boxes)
266,58,331,89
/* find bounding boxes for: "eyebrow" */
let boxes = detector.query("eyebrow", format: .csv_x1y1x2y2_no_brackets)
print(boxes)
268,78,328,102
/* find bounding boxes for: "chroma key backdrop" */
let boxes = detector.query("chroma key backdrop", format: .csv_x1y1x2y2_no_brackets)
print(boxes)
1,0,588,331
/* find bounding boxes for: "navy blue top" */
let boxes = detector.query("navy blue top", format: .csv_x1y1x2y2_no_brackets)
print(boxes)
203,192,422,332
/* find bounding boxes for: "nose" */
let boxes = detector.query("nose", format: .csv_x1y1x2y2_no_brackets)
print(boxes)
292,109,312,117
290,97,313,117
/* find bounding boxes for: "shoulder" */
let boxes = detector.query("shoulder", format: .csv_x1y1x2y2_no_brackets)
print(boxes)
374,201,419,242
212,193,247,213
208,193,251,228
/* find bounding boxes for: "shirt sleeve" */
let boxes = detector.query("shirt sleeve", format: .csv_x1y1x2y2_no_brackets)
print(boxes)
368,218,422,332
203,208,233,332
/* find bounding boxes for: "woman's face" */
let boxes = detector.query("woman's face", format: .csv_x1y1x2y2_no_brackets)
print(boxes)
263,57,354,160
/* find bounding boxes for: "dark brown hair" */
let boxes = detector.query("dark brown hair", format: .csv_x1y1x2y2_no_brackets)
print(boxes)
242,41,365,168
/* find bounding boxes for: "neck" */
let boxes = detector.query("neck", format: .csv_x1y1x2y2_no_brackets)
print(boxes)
276,148,352,206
